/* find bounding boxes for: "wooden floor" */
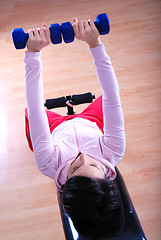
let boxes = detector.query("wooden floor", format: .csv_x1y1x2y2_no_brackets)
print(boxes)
0,0,161,239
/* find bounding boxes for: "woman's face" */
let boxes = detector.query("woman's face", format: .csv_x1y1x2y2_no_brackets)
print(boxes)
68,153,105,179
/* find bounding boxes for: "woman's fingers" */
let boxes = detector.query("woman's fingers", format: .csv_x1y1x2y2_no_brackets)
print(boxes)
78,20,84,33
88,19,95,29
28,29,35,39
83,20,90,31
28,24,50,43
43,24,51,42
43,23,48,28
73,18,79,35
73,18,96,35
27,24,50,52
33,28,40,38
39,27,46,39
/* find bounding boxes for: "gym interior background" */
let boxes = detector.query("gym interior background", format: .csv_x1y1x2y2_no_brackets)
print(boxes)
0,0,161,239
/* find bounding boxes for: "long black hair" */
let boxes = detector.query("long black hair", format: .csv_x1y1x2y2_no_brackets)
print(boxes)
61,176,122,238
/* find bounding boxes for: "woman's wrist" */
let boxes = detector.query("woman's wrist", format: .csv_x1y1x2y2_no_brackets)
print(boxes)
88,37,102,48
27,49,41,52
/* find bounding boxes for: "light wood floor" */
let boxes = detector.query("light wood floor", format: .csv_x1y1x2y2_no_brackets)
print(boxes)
0,0,161,239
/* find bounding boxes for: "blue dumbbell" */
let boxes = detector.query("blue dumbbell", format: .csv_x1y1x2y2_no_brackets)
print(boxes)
12,13,110,49
60,13,110,44
12,24,63,49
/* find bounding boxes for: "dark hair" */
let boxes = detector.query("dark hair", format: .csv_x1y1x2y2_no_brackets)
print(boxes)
61,176,122,238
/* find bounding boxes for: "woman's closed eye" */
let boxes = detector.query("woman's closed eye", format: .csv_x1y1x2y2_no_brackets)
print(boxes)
90,164,98,168
72,166,80,174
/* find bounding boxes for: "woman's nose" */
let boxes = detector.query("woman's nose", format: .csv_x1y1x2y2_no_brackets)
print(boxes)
79,154,89,165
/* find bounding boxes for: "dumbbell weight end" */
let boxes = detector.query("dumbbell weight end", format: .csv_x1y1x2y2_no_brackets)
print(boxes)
61,13,110,44
50,22,74,44
12,28,29,49
49,22,75,44
61,22,74,43
49,23,62,44
94,13,110,35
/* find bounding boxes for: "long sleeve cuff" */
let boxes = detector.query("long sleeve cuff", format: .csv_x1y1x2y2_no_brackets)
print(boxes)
24,51,42,67
89,43,110,62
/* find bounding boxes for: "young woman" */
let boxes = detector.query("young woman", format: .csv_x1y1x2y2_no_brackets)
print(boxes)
25,18,126,238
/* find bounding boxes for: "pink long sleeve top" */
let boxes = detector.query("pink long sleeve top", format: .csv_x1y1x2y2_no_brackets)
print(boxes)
25,44,126,191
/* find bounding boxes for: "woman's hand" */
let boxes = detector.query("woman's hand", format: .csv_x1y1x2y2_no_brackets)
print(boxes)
27,24,51,52
73,18,101,48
